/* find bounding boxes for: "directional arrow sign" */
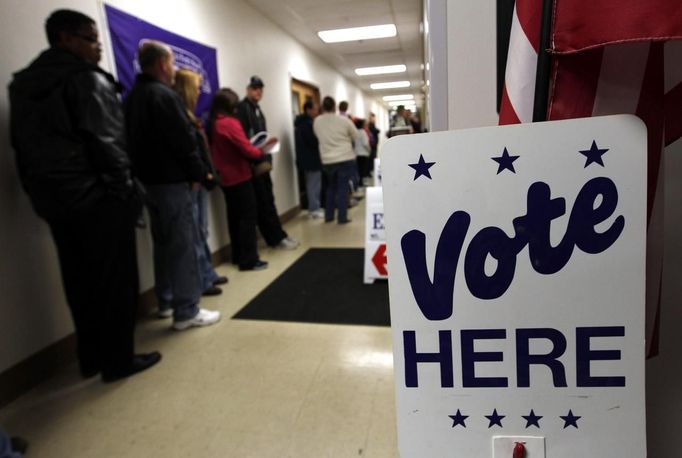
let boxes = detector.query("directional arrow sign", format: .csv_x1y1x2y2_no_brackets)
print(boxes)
372,244,388,275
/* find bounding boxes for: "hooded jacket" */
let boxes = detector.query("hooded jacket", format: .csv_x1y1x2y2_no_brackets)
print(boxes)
294,112,321,171
9,47,134,220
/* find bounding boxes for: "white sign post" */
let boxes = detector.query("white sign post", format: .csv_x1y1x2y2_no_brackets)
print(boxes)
364,186,388,284
381,116,647,457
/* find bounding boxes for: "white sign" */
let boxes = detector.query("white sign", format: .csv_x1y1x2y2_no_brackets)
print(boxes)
381,116,647,457
364,186,388,283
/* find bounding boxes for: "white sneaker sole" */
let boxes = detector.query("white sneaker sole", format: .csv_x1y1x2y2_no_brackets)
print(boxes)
172,314,221,331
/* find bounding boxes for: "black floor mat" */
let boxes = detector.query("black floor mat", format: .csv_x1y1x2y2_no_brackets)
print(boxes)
232,248,390,326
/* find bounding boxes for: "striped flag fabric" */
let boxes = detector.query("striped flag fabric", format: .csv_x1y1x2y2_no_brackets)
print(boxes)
499,0,682,357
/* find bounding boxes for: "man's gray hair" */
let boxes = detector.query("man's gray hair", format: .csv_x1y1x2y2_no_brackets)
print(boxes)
137,41,172,72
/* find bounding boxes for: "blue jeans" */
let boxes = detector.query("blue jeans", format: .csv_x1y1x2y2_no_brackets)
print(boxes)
145,184,202,321
195,187,220,289
0,428,21,457
305,170,322,212
323,160,355,223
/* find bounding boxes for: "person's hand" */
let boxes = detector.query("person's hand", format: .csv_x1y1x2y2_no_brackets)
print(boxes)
207,173,214,181
265,137,278,147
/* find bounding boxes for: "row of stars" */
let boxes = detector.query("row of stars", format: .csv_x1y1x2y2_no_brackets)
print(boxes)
449,408,581,429
409,140,609,180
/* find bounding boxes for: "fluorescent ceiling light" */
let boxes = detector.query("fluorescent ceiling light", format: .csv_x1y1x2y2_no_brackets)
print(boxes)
370,81,410,90
355,64,406,76
383,94,414,101
318,24,396,43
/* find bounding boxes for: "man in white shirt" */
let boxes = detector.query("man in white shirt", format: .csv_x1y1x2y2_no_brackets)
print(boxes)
313,96,357,224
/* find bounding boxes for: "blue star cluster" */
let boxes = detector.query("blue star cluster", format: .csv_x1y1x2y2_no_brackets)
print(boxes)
407,140,609,182
447,408,582,429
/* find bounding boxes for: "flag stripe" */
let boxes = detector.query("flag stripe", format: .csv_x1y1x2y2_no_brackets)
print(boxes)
547,48,603,120
551,0,682,54
592,43,650,116
500,3,539,124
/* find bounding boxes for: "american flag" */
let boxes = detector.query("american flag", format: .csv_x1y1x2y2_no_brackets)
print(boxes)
499,0,682,357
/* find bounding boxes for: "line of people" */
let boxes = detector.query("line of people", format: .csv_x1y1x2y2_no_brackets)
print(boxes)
8,9,297,383
294,97,380,223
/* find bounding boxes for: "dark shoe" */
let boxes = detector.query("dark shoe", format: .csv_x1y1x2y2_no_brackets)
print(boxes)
80,365,100,379
10,436,29,454
202,286,222,296
213,276,229,285
239,260,268,271
338,219,352,224
325,218,334,223
102,352,162,383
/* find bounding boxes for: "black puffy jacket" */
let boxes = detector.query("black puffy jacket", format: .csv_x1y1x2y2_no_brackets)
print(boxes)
9,48,134,221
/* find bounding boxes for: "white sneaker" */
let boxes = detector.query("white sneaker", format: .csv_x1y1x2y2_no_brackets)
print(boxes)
276,237,299,250
309,209,324,219
157,308,172,319
173,308,221,331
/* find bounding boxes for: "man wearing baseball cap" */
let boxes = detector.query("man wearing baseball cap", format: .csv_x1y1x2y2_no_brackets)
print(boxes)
237,75,299,251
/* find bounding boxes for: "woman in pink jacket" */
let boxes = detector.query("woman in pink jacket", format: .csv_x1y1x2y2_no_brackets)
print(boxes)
208,88,276,271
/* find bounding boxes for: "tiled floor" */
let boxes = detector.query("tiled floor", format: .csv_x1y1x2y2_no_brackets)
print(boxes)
0,198,399,457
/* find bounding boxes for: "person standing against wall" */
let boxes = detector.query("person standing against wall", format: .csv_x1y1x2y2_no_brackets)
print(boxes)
173,69,228,299
125,41,221,331
237,76,299,250
313,96,357,224
294,101,323,219
9,9,161,381
209,88,276,271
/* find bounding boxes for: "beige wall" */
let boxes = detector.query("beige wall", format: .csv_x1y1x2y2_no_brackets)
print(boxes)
0,0,388,371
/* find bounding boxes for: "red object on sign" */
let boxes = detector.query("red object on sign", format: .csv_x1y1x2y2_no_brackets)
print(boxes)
513,442,526,458
372,244,388,276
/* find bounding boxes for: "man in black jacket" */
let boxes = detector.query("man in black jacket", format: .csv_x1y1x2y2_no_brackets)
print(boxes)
294,101,323,218
9,9,160,382
125,41,221,331
237,76,299,250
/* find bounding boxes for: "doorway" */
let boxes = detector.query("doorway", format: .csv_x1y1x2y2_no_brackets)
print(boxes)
290,78,322,212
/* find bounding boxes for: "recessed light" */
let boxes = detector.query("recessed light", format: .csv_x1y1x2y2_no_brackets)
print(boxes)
383,94,414,101
370,81,410,90
318,24,397,43
354,65,406,76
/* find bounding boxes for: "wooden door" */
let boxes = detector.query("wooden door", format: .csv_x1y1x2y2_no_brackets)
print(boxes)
290,78,322,210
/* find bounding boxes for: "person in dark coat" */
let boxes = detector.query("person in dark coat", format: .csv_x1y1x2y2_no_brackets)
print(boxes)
294,101,323,218
237,76,299,250
124,40,221,331
8,9,160,382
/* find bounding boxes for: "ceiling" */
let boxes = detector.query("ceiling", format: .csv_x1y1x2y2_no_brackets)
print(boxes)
244,0,425,109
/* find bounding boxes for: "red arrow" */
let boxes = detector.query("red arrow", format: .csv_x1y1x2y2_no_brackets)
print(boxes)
372,244,388,276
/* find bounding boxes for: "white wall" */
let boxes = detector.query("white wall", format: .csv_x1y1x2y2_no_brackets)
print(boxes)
0,0,388,372
435,2,682,456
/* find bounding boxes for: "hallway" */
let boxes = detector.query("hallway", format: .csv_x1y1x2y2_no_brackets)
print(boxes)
0,201,399,457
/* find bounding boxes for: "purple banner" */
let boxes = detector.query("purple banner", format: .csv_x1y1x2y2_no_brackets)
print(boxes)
104,4,219,118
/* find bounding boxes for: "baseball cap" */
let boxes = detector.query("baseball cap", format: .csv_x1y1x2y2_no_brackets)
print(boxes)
248,75,264,88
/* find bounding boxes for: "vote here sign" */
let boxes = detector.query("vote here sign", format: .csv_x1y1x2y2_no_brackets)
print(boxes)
381,115,646,457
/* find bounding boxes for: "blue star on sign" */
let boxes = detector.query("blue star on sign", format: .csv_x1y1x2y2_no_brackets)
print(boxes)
560,410,581,429
408,154,436,180
485,408,506,428
492,147,520,174
522,409,543,428
448,409,469,428
579,140,609,167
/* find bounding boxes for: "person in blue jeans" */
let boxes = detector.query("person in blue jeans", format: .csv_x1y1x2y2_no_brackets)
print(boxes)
124,41,221,330
313,96,358,224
